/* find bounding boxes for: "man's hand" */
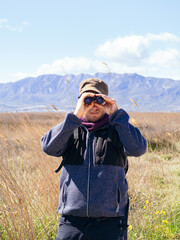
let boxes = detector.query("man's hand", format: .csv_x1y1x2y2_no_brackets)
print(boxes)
74,92,95,118
94,94,118,116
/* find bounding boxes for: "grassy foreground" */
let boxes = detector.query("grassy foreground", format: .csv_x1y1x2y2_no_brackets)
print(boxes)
0,112,180,240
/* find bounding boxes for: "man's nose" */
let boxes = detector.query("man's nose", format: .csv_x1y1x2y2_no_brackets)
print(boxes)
91,104,99,110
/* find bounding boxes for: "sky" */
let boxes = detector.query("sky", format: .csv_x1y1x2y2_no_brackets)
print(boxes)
0,0,180,83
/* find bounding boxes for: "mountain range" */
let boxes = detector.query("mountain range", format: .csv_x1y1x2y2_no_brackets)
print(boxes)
0,72,180,112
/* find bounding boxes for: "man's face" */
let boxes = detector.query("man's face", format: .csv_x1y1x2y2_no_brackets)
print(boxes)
84,102,105,122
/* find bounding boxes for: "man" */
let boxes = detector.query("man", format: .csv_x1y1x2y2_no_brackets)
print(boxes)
41,78,147,240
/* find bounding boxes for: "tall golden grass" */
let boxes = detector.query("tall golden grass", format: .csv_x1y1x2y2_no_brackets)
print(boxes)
0,112,180,239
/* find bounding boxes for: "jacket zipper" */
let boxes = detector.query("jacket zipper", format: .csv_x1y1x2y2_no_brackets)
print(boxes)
86,132,93,217
116,188,121,213
62,181,66,210
87,147,91,217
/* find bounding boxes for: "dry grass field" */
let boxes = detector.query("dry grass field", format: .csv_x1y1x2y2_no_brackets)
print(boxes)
0,111,180,240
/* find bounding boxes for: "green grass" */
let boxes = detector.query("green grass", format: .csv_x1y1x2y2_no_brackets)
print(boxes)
34,214,59,240
127,151,180,239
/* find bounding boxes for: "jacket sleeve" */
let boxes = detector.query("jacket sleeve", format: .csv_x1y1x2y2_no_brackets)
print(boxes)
41,112,82,157
109,109,147,157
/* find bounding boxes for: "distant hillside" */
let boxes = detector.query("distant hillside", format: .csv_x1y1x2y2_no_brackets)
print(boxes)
0,73,180,112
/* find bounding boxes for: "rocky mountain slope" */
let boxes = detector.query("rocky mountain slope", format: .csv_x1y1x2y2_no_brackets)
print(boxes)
0,73,180,112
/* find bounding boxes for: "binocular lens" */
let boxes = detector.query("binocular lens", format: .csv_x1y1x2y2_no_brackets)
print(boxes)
84,96,104,105
84,97,93,105
96,96,104,104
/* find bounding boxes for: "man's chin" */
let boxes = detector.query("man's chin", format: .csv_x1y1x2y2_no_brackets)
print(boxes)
85,112,104,122
89,115,101,122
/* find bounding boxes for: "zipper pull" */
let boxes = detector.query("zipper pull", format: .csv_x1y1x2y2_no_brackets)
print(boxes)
116,203,120,213
116,188,120,213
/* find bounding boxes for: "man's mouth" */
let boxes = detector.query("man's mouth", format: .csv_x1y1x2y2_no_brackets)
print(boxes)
90,111,99,115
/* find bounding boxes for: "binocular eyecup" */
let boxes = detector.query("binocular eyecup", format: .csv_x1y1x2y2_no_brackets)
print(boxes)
84,96,104,105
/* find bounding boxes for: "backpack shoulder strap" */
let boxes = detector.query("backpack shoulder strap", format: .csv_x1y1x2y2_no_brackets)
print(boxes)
108,125,128,174
55,127,79,173
73,127,79,139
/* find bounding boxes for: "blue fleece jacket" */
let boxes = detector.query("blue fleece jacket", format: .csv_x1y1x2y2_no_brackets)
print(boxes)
41,109,147,217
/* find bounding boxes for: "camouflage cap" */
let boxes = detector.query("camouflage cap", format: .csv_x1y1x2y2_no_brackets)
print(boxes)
79,78,108,96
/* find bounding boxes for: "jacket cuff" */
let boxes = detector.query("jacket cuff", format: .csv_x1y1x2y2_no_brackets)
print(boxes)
65,111,82,125
109,109,129,124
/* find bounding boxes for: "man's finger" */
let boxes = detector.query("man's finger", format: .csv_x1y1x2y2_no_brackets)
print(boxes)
103,96,115,103
95,94,114,103
81,92,96,100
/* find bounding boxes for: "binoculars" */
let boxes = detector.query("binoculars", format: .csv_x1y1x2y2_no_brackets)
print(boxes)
84,96,104,105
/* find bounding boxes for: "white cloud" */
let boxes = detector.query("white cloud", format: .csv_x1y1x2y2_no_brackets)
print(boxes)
10,57,106,81
11,72,34,79
0,19,29,32
6,25,23,32
11,55,180,82
146,32,180,42
36,57,106,76
0,19,8,28
10,58,159,80
10,33,180,82
95,33,180,66
95,35,149,64
147,49,180,67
